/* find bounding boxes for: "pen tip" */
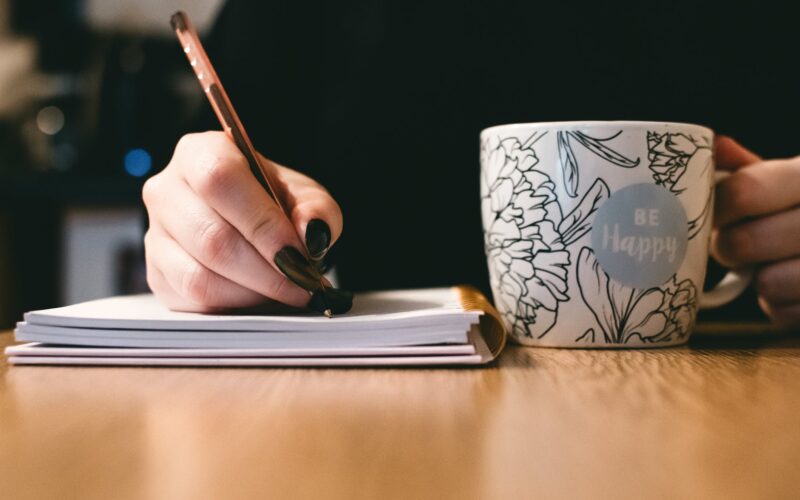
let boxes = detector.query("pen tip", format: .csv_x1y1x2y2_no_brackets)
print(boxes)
324,309,333,318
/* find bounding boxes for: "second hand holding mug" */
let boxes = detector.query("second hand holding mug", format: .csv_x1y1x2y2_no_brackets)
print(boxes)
480,121,750,348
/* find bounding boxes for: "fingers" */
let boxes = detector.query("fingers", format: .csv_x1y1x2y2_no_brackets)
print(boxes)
757,297,800,327
144,131,352,314
144,169,311,308
176,133,343,263
146,258,227,313
711,206,800,267
175,133,306,264
756,257,800,306
712,136,800,327
714,135,761,171
268,156,343,260
714,156,800,228
144,227,268,312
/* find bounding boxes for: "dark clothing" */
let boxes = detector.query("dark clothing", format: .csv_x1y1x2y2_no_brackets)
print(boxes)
197,0,797,319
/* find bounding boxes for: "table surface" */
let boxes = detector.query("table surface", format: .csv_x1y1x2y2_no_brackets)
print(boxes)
1,325,799,500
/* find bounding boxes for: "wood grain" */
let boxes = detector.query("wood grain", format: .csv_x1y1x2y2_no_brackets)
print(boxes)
1,326,799,500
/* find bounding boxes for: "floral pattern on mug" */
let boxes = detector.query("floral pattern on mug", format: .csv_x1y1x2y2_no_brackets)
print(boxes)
647,132,713,239
576,246,698,344
558,130,640,197
481,133,609,339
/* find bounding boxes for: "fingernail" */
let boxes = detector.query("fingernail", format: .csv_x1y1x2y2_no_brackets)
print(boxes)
308,287,354,315
274,246,322,292
274,245,352,315
314,258,331,275
305,219,331,260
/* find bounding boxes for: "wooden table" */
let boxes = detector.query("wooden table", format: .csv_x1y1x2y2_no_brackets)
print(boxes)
1,326,799,500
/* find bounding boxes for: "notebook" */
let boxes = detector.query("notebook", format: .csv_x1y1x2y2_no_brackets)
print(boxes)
5,287,507,367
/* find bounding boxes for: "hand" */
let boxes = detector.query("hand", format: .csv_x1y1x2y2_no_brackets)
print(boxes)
711,136,800,326
143,131,346,313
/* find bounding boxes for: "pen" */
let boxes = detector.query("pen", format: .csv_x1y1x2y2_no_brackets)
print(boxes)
170,10,334,317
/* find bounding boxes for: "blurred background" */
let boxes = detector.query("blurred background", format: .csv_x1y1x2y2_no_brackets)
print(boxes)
0,0,222,327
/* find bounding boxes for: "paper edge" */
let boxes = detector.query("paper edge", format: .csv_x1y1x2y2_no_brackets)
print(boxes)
6,354,485,367
5,342,477,358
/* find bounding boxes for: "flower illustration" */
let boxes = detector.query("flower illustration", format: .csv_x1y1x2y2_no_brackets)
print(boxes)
576,247,697,344
558,130,640,197
657,277,698,342
482,134,609,339
647,132,713,239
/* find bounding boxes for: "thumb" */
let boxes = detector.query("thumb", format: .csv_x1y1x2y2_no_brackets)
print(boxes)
715,135,762,171
261,154,343,262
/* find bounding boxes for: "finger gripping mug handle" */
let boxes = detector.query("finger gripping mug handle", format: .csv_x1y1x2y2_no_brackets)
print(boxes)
699,170,753,309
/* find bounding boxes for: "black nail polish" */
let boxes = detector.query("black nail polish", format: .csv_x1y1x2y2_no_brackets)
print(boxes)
305,219,331,260
308,287,354,315
274,246,322,291
313,258,331,275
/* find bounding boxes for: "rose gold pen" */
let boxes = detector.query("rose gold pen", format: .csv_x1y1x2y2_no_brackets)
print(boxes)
170,11,334,317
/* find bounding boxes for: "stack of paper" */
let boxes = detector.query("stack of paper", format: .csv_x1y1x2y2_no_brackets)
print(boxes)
6,287,507,367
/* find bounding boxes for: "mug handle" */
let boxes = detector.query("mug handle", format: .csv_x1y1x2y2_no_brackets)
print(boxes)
699,170,753,309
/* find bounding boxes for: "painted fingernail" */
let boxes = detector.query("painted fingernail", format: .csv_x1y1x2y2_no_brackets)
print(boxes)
274,246,322,291
314,258,331,275
308,287,354,315
305,219,331,260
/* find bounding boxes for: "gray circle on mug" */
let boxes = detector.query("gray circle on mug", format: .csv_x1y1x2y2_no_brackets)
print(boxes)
590,183,688,289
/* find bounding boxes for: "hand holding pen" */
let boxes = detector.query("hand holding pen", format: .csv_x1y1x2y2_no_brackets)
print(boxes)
141,12,352,315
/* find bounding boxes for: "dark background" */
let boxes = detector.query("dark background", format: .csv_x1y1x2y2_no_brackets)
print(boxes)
0,0,796,327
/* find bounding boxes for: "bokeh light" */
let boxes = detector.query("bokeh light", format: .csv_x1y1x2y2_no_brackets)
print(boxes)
36,106,65,136
123,148,152,177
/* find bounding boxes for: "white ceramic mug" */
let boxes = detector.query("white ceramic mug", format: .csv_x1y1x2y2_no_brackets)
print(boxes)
480,121,750,348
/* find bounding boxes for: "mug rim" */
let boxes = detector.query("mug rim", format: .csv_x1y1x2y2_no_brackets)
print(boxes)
481,120,714,138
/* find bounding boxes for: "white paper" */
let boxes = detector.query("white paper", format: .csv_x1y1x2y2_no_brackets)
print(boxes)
25,289,480,332
6,342,477,358
7,326,495,367
15,321,471,349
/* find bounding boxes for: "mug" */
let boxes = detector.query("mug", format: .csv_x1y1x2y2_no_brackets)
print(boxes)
480,121,750,348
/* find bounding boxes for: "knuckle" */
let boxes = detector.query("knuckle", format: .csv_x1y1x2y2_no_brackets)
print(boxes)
175,132,204,153
195,155,241,199
175,133,194,149
141,174,163,207
197,220,237,266
176,131,245,199
181,263,215,305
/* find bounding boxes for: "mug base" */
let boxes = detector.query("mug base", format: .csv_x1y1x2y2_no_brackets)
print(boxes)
511,336,691,349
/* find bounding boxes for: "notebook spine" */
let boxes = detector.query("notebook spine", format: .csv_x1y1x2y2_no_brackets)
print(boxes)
453,286,507,358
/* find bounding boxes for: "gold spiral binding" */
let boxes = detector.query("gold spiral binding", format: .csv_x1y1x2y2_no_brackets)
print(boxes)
453,285,507,358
